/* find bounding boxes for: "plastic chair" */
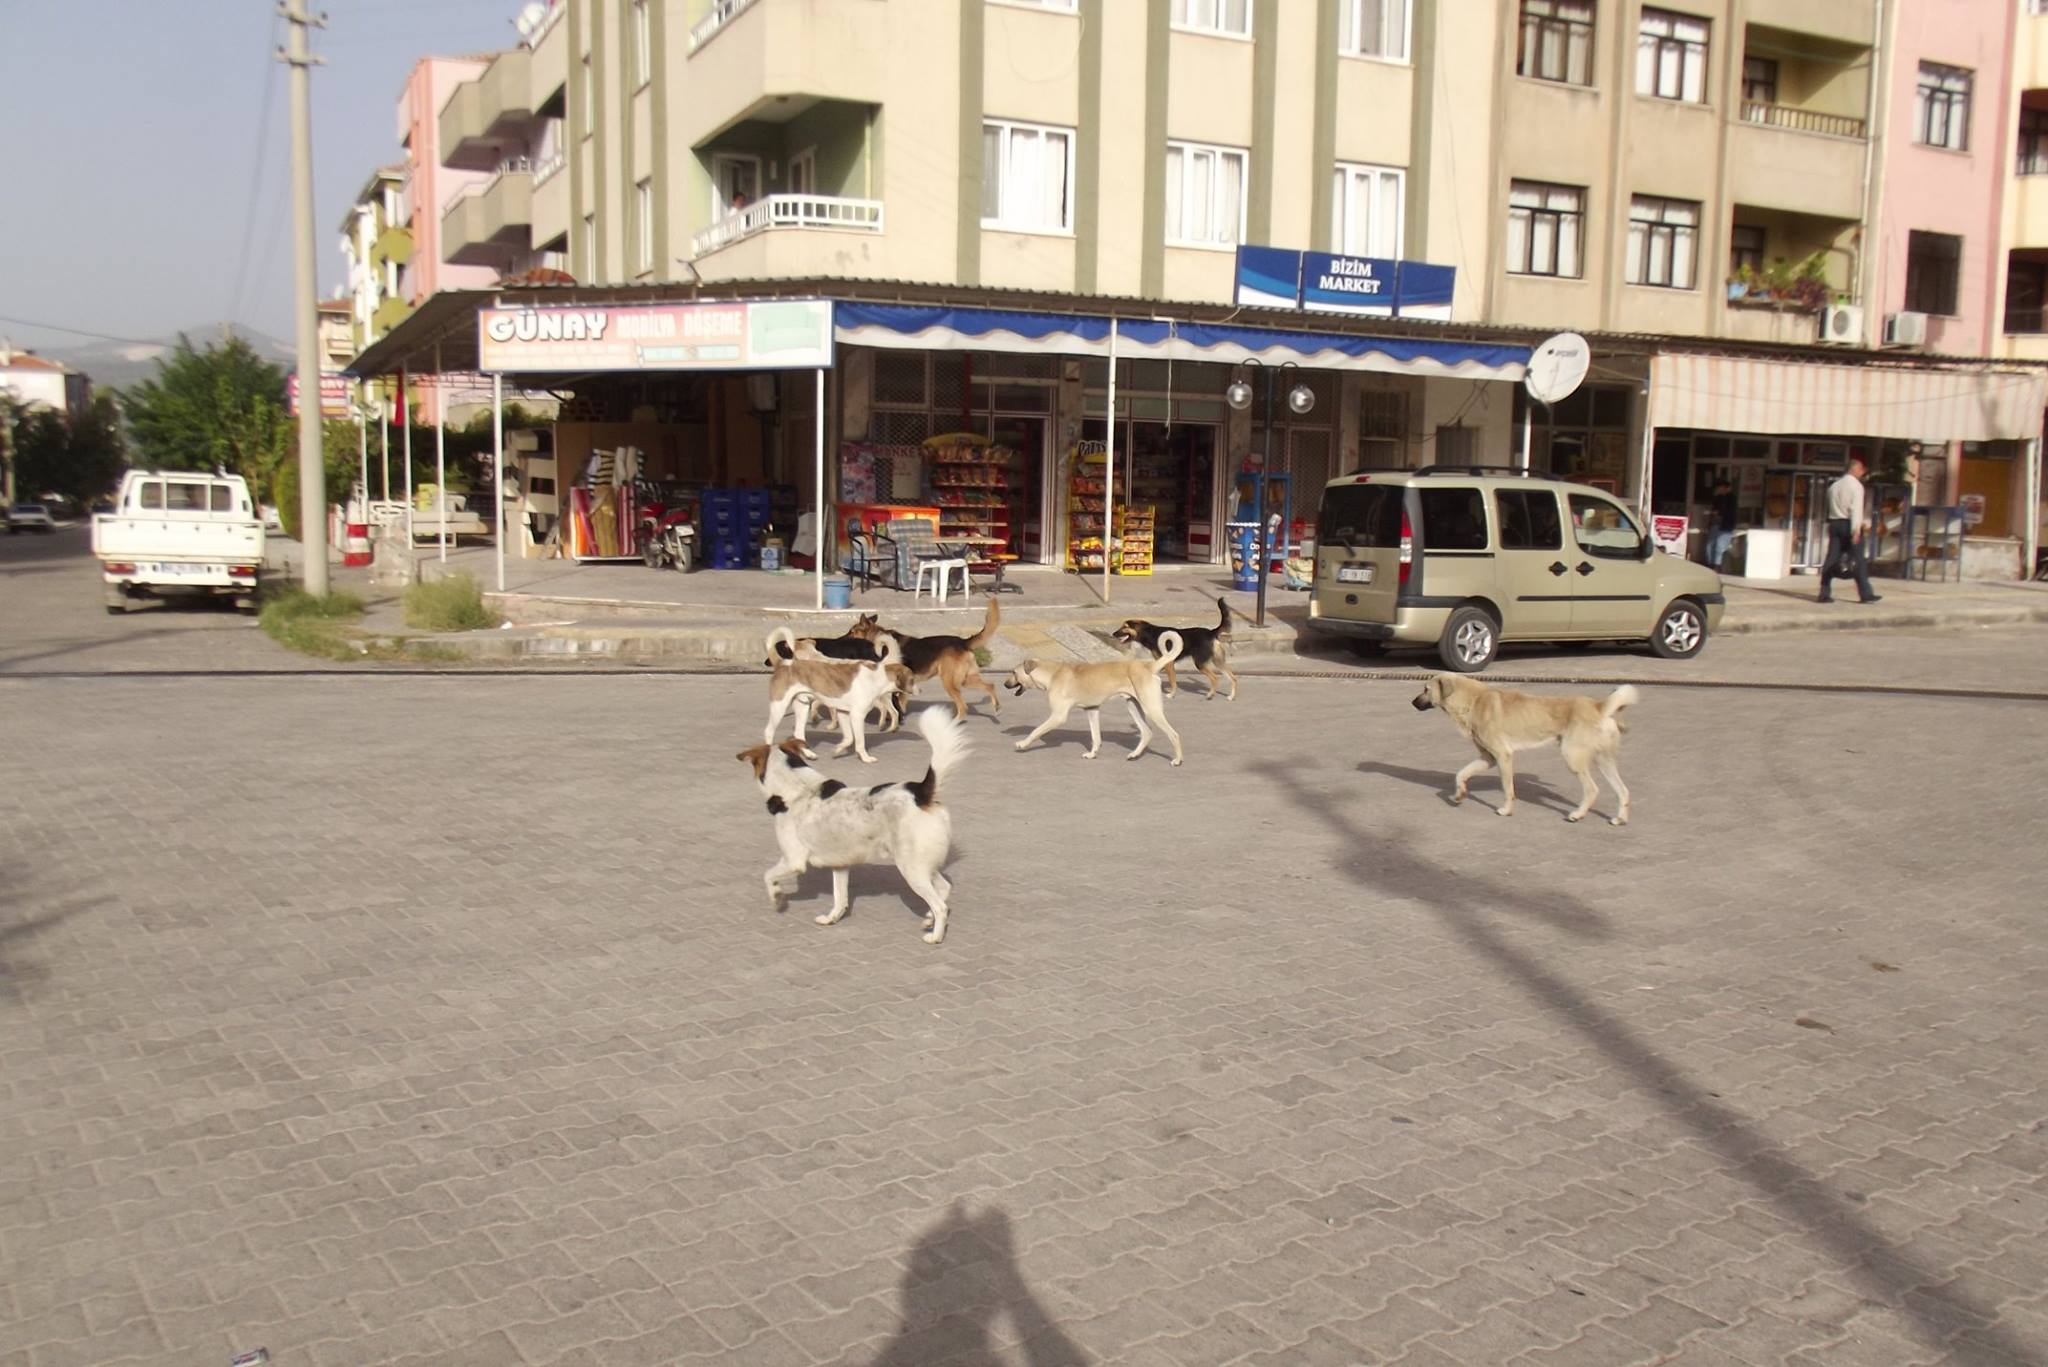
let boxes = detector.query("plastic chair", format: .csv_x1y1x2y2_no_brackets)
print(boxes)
887,517,967,599
842,517,897,592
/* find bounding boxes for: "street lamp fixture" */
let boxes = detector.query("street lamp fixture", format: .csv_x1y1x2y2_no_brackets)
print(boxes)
1224,360,1313,627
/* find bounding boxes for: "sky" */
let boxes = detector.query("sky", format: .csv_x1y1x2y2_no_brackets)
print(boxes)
0,0,526,357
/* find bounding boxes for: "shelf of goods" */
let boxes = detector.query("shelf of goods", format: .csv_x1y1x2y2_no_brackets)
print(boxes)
1129,461,1185,558
1065,441,1111,572
925,432,1017,572
1116,505,1155,576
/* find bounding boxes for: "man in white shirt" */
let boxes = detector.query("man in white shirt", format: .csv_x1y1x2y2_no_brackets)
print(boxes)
1818,455,1882,604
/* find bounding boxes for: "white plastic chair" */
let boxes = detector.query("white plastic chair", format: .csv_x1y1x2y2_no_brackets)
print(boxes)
914,557,971,603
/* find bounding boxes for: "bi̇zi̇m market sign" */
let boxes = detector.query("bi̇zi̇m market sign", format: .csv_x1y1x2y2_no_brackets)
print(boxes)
1234,246,1455,320
477,298,834,373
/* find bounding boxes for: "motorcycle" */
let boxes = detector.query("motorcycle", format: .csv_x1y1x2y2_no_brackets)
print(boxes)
640,507,696,572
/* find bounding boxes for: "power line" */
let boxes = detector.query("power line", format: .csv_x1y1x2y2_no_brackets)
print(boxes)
0,314,169,348
228,9,284,328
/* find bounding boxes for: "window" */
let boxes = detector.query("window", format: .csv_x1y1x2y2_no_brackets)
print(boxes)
635,178,653,271
1172,0,1251,37
1418,488,1487,550
1569,494,1646,558
981,119,1074,232
210,485,234,513
167,482,208,512
632,1,650,87
1637,9,1708,103
2020,105,2048,175
1905,230,1961,315
1518,0,1594,86
138,480,165,511
1626,196,1700,289
1730,223,1764,275
1742,56,1778,106
1338,0,1408,61
1506,180,1584,277
1165,141,1247,247
1495,489,1563,551
2005,256,2048,333
1317,482,1403,548
788,147,816,195
1331,163,1404,257
1916,63,1972,150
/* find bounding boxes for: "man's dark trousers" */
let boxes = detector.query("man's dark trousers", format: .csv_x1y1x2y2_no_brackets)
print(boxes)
1819,518,1875,602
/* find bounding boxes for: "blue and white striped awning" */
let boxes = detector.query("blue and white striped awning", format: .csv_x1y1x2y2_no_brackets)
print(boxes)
832,303,1530,382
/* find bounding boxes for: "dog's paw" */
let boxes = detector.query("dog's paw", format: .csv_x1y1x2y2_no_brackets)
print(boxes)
859,755,878,764
813,912,839,926
1496,806,1512,817
922,928,945,945
1082,751,1099,760
1450,792,1465,805
922,915,935,929
1609,814,1628,827
1171,757,1184,766
1013,740,1031,752
1565,812,1584,823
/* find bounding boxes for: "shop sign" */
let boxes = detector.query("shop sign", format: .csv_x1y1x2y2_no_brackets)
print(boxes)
477,298,833,373
286,371,352,418
1959,493,1986,527
1237,247,1457,319
1650,514,1689,557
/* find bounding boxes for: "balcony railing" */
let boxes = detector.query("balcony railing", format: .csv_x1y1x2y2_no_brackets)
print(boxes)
521,0,564,48
690,0,759,52
690,193,884,256
534,150,566,187
1740,101,1866,140
443,157,532,216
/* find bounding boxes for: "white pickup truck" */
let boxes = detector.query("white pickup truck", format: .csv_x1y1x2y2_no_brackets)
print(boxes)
92,470,265,614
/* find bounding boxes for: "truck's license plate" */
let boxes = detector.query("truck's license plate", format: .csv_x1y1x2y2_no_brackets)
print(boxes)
153,562,211,576
1336,565,1374,584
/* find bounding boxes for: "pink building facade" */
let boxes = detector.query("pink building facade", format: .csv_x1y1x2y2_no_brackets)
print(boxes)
1872,0,2017,358
399,56,497,306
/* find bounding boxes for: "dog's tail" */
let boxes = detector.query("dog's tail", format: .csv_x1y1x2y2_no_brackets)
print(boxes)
1602,684,1640,727
873,633,903,667
764,625,798,666
1215,596,1233,638
963,595,1002,651
1151,630,1184,672
906,707,970,808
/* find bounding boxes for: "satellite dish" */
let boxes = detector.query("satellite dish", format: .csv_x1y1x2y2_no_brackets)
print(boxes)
1523,332,1590,405
515,2,547,38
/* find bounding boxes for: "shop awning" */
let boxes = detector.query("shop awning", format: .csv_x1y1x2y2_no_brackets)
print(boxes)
833,303,1530,382
1650,353,2048,442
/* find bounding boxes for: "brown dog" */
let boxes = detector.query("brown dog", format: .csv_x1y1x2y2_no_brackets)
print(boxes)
847,598,1003,721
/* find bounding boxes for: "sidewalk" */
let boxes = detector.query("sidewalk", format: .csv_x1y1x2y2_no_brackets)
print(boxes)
346,542,2048,666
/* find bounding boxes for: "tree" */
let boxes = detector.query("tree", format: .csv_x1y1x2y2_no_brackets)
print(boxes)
6,392,128,507
122,334,290,483
270,419,365,541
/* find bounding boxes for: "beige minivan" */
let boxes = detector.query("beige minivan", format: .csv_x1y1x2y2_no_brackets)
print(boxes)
1304,467,1725,672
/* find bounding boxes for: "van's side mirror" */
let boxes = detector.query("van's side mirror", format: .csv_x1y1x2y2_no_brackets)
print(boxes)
1638,538,1657,561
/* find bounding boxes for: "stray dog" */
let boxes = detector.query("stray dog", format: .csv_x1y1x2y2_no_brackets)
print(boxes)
1411,673,1637,825
847,598,1003,721
1005,631,1184,765
764,626,907,733
1112,596,1237,700
737,708,969,944
764,635,912,763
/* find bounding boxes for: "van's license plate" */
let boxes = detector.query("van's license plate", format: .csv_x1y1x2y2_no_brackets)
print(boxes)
1336,565,1374,584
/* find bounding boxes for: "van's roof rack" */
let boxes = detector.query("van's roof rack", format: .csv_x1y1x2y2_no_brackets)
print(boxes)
1412,465,1537,478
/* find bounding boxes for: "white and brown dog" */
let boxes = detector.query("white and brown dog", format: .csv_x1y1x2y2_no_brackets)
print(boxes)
737,708,970,944
764,635,912,763
1004,631,1185,765
1412,672,1637,825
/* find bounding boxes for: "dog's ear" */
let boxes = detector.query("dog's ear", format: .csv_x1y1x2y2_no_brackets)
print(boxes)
736,744,772,780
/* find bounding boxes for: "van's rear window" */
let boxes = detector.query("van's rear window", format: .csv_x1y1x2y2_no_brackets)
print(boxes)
1318,483,1403,548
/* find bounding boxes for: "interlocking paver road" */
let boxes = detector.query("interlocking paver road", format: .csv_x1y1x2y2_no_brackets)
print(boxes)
2,558,2046,1364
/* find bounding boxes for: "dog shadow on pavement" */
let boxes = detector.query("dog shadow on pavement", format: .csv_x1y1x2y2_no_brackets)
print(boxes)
1355,759,1577,817
867,1201,1085,1367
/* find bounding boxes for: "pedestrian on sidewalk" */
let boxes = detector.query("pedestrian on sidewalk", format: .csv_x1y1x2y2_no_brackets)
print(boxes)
1818,455,1882,604
1705,478,1738,571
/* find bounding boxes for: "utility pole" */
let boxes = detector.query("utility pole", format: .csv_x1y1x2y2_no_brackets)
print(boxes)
280,1,330,596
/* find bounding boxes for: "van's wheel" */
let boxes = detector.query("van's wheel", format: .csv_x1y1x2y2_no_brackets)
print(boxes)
1650,599,1707,660
1438,606,1498,673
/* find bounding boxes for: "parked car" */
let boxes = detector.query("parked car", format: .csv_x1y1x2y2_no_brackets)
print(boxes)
7,503,56,533
1304,466,1725,672
91,471,265,613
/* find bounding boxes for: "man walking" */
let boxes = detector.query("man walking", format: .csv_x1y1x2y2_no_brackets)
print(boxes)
1818,455,1882,604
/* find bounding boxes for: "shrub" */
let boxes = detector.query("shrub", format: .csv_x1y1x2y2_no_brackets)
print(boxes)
259,587,366,659
403,572,497,631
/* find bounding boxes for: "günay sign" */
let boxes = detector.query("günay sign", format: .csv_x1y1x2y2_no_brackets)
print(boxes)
476,299,833,373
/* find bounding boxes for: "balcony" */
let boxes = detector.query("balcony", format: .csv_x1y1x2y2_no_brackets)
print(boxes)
691,0,760,51
440,49,534,172
679,0,889,147
370,224,413,269
1728,115,1866,221
441,162,533,266
371,296,416,338
691,194,883,257
1739,100,1865,140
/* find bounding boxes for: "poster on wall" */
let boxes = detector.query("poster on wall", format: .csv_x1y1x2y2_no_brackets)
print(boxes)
477,299,833,373
1650,514,1689,557
1960,492,1986,527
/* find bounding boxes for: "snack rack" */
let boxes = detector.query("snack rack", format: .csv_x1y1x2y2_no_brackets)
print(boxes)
1116,505,1155,575
924,432,1014,574
1065,440,1110,572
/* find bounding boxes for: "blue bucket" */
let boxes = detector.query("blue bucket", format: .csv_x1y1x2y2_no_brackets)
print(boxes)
822,575,852,610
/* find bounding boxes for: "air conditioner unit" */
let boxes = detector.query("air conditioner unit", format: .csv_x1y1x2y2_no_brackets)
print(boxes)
1884,311,1929,348
1817,304,1863,346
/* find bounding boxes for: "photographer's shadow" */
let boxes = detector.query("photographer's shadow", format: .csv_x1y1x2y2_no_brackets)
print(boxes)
868,1201,1086,1367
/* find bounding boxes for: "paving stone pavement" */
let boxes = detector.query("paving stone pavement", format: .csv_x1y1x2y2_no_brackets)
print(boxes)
2,664,2046,1367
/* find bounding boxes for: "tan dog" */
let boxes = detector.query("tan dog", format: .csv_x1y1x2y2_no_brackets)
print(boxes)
1411,673,1636,825
765,636,912,763
846,599,1003,721
1005,631,1184,765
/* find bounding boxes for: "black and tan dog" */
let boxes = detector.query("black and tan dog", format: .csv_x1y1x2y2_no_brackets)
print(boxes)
1111,596,1237,700
847,598,1003,722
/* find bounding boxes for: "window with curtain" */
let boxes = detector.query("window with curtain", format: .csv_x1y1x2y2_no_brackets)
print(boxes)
1742,56,1778,106
1625,196,1700,289
1916,63,1972,150
1172,0,1251,37
1637,9,1708,103
1506,180,1585,277
1729,223,1764,275
981,119,1074,232
1330,163,1404,258
1518,0,1594,86
1165,141,1247,247
1338,0,1408,62
2020,105,2048,175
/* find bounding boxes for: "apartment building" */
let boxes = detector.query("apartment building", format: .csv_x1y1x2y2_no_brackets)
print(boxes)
1992,0,2048,562
353,0,2040,578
